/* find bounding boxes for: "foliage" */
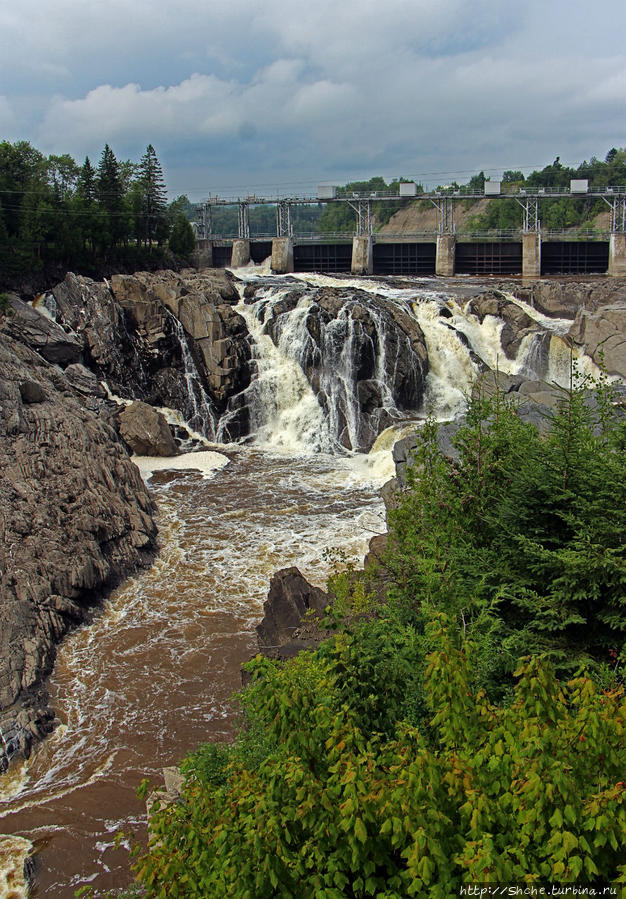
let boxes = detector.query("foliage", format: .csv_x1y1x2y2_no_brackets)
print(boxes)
0,291,12,315
130,371,626,896
169,211,196,257
138,144,169,246
0,139,183,285
386,375,626,679
468,150,626,231
134,620,626,897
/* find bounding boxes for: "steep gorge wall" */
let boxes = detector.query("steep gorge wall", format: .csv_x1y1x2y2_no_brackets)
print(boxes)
0,327,158,763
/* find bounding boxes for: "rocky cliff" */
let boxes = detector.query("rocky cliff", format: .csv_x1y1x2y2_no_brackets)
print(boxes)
46,268,253,439
0,317,158,766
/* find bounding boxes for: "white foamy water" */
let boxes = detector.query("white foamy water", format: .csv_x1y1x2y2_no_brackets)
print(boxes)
133,449,230,480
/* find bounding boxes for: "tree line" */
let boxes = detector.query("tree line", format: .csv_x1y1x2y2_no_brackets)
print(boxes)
0,140,195,285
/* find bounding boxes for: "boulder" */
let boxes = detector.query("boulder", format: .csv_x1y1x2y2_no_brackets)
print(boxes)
256,567,329,654
19,380,46,404
260,285,429,451
63,363,106,398
466,290,539,359
6,295,82,364
568,303,626,378
117,401,179,456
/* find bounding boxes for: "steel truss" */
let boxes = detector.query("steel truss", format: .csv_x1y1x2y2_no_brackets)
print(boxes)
603,196,626,232
516,197,540,232
347,199,373,236
237,202,250,239
430,197,455,234
276,201,293,237
200,202,212,239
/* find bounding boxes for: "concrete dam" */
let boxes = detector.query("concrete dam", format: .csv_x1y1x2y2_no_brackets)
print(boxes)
196,180,626,278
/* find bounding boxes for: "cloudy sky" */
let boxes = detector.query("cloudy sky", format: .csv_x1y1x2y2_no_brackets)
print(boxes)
1,0,624,199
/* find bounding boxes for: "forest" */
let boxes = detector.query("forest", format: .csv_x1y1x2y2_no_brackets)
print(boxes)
133,375,626,896
0,141,195,288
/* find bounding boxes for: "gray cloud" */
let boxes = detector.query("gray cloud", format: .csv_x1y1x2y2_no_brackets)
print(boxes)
2,0,624,198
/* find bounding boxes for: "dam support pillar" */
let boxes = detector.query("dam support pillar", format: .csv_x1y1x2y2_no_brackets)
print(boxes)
351,236,373,275
231,239,251,268
194,238,213,269
436,235,455,277
608,233,626,277
522,232,542,279
271,238,294,274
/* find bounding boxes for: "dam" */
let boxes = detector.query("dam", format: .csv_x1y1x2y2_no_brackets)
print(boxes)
196,180,626,278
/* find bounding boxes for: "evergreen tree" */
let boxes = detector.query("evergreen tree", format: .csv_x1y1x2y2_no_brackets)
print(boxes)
96,144,125,250
138,144,168,246
169,210,196,257
77,156,96,202
74,157,98,252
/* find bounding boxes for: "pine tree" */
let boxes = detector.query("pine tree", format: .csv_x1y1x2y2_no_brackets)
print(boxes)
138,144,168,246
77,156,96,202
96,144,125,250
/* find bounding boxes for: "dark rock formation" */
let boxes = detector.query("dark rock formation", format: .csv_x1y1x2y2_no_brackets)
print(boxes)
0,323,158,765
117,401,179,457
466,290,540,359
255,567,330,660
512,279,624,319
494,279,626,377
46,269,253,438
6,295,82,364
568,303,626,378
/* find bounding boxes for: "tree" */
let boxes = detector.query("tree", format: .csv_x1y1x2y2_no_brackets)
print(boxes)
168,211,195,257
502,169,525,183
385,377,626,679
96,144,126,250
138,144,168,246
77,156,96,203
467,171,486,191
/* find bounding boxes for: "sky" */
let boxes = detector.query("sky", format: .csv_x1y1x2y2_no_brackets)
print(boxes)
1,0,625,201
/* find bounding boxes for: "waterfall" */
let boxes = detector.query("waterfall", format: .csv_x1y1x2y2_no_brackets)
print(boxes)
162,273,605,455
228,283,429,452
228,294,335,453
167,313,218,439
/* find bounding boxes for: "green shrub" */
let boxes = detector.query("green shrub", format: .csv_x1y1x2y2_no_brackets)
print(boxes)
134,620,626,897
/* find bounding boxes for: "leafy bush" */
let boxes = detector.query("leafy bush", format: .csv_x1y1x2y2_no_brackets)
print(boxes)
134,620,626,896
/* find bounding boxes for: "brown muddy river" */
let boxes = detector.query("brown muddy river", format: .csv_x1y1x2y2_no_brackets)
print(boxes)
0,445,390,897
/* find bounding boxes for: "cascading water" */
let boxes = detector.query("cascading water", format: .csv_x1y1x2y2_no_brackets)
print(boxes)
227,281,428,452
226,272,599,440
167,314,217,439
228,294,335,453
